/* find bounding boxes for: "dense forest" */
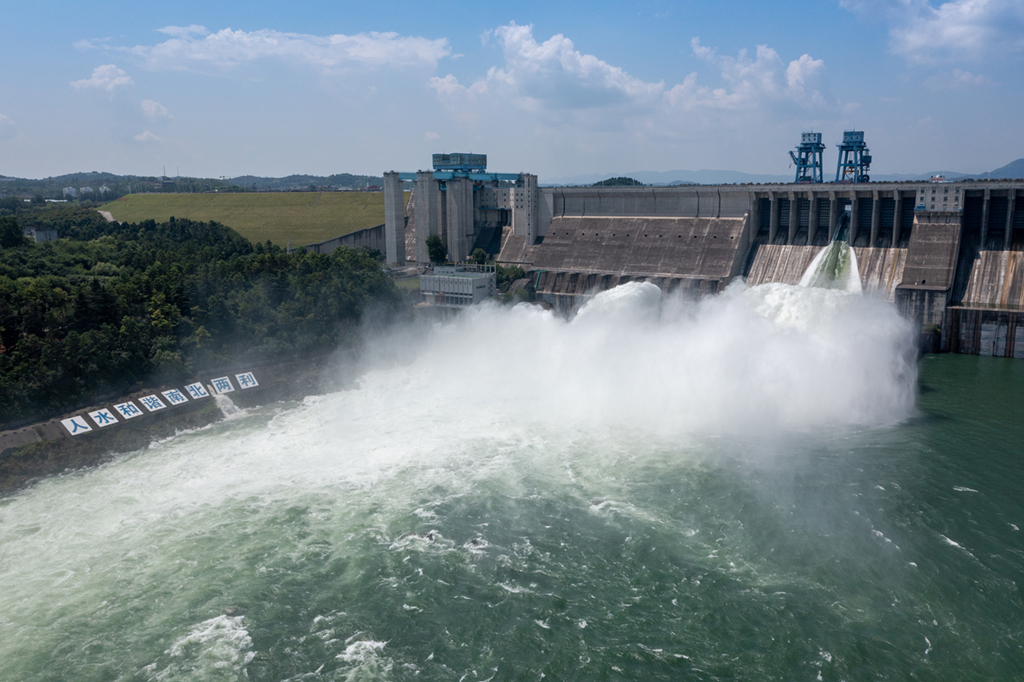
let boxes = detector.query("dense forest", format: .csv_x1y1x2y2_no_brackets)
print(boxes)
0,206,403,426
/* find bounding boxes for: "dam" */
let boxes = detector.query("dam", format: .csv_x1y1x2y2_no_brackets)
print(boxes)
383,159,1024,358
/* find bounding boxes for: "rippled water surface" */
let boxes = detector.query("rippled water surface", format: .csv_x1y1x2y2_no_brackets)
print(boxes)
1,282,1021,681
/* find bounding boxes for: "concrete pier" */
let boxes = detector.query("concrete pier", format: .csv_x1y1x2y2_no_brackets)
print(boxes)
445,178,473,263
383,172,405,266
415,171,439,263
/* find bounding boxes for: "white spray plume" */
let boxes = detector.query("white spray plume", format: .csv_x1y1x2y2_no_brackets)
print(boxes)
364,279,917,439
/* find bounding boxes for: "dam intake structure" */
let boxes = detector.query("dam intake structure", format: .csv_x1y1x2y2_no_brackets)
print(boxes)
381,158,1024,358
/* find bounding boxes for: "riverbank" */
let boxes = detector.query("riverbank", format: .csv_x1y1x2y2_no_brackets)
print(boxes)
0,352,357,495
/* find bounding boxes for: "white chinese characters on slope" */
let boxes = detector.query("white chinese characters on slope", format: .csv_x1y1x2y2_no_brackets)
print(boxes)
210,377,234,394
88,408,119,428
185,382,210,399
113,401,144,420
60,416,92,435
162,388,189,406
139,395,167,412
60,371,260,436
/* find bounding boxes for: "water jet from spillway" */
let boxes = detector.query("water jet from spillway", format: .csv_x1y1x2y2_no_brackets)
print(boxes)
798,211,862,293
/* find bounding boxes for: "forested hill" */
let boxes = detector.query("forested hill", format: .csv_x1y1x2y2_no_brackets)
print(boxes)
0,206,403,427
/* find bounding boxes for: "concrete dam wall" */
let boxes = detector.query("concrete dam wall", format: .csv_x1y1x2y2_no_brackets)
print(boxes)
523,182,1024,357
527,215,748,314
534,216,749,279
744,244,907,301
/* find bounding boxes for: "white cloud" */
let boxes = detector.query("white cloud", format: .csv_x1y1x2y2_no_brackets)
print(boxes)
70,64,135,91
431,24,830,119
842,0,1024,62
666,38,829,111
432,23,662,112
125,27,450,72
924,67,995,87
133,130,161,142
425,131,440,140
141,99,171,118
428,73,468,96
0,113,13,128
483,22,664,108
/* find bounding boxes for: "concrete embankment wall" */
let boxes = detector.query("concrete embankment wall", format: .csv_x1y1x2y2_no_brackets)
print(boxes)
528,214,749,313
957,250,1024,309
744,245,821,287
937,213,1024,356
548,185,752,220
534,216,749,278
305,223,386,255
0,355,353,495
503,185,753,313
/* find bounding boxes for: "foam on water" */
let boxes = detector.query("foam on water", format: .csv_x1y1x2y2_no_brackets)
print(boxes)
145,615,255,681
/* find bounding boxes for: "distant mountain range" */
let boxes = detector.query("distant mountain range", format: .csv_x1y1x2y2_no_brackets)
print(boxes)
2,159,1022,197
0,171,385,198
542,158,1024,186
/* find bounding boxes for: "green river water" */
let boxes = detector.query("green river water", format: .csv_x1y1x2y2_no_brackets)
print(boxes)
1,281,1021,681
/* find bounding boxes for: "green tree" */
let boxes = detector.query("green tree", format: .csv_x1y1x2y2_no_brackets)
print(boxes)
593,177,643,187
0,208,406,425
0,216,24,248
496,264,525,292
469,248,488,265
426,234,447,264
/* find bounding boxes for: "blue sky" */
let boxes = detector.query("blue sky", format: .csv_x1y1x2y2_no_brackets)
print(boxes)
1,0,1022,180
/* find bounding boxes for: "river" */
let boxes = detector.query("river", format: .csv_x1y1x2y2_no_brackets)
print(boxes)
1,281,1021,681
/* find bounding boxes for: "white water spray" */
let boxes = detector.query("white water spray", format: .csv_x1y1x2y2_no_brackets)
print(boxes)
212,388,244,419
799,240,862,293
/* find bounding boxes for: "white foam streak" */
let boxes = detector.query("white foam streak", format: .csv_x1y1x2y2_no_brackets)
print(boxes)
147,615,254,680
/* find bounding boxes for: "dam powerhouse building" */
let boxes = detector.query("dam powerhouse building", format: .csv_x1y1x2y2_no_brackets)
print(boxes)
381,149,1024,359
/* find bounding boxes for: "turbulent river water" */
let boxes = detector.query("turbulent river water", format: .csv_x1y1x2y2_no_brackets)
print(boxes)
2,281,1022,681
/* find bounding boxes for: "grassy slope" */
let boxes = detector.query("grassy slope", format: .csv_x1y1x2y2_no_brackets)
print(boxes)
100,192,395,247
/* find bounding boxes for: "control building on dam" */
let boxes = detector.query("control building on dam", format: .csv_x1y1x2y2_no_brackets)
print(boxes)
383,158,1024,359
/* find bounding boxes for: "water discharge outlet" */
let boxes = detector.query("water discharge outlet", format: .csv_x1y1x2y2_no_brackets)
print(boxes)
799,209,862,293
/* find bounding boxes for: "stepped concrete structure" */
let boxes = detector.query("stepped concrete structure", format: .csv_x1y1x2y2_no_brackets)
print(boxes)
384,160,1024,358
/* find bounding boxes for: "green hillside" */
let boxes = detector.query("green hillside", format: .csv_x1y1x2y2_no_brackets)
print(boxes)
100,192,399,247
